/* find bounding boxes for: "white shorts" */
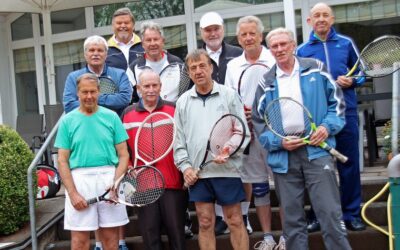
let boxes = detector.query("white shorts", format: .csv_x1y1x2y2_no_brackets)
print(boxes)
64,166,129,231
239,139,271,183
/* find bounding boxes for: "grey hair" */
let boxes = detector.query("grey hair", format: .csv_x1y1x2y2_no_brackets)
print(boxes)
137,68,161,85
265,27,295,47
236,15,264,35
112,7,135,24
185,49,212,67
76,73,99,90
83,35,108,52
140,21,164,39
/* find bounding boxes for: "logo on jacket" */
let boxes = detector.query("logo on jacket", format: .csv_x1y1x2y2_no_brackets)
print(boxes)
309,76,316,82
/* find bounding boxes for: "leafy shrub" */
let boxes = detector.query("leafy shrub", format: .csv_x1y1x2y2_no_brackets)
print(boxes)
382,120,400,157
0,125,35,235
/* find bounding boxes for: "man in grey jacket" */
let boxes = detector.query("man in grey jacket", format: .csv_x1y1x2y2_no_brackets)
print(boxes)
174,49,250,250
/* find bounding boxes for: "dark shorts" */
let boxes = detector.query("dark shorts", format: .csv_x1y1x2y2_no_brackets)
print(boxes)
189,177,245,206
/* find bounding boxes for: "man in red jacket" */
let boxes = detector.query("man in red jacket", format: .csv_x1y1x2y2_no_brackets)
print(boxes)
121,68,186,250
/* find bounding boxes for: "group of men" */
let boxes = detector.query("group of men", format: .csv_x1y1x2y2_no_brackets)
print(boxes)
55,2,366,250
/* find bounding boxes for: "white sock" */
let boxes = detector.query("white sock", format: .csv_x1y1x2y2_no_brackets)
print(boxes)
215,203,224,218
119,239,126,246
95,242,102,248
241,201,250,215
263,233,273,241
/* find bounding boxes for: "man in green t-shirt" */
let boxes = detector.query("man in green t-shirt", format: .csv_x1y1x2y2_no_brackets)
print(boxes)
55,73,130,250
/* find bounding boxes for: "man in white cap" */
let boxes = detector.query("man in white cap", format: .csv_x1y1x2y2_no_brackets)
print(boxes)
199,11,243,236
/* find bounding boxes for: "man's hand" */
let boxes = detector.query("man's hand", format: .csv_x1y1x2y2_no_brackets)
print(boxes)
244,105,254,141
336,75,353,88
309,126,329,146
213,146,230,164
68,191,88,211
282,136,306,151
183,167,198,186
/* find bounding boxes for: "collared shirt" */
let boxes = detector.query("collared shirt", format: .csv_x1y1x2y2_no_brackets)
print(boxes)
225,46,275,107
113,36,136,83
276,58,305,135
206,46,222,66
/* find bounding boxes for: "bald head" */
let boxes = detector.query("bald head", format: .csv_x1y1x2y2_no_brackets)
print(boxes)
307,2,335,41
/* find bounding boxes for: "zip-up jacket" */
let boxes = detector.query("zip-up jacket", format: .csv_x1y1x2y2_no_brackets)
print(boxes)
121,99,183,189
297,27,364,116
252,57,346,173
106,34,144,71
202,41,243,85
63,65,132,115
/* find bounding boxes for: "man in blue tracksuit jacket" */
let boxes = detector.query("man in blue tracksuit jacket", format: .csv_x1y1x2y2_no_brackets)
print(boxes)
252,27,351,250
297,2,366,231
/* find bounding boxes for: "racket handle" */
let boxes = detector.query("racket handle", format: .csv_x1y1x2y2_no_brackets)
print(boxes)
328,148,348,163
86,197,100,205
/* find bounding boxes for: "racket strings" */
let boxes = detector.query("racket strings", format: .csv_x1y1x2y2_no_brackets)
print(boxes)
209,116,245,156
136,114,175,163
361,37,400,76
120,167,164,206
99,78,118,94
238,64,270,107
265,99,312,138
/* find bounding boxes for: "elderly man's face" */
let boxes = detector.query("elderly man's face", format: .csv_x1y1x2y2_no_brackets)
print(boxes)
187,54,213,88
237,22,263,54
112,14,134,42
77,79,99,113
307,4,335,37
84,43,107,68
137,73,161,105
200,25,224,51
268,33,296,66
142,29,165,61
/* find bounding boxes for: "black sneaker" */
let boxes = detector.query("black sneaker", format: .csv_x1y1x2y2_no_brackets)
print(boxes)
215,216,229,235
345,217,366,231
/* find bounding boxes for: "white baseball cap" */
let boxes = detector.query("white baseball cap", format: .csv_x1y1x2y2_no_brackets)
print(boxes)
199,12,223,28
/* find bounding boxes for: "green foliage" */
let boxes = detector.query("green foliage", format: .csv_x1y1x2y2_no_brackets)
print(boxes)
0,125,34,235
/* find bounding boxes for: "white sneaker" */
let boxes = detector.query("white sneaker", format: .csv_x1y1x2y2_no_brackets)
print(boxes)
243,215,253,234
253,238,277,250
275,236,286,250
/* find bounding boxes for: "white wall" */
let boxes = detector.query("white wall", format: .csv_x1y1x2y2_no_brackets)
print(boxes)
0,16,13,126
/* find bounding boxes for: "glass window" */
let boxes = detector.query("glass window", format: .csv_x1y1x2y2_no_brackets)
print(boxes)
194,0,281,12
164,25,187,60
52,40,86,103
94,0,185,27
50,8,86,34
13,48,38,114
11,13,33,41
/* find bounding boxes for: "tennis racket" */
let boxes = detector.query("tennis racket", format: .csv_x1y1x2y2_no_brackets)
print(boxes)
159,63,191,101
237,63,270,107
98,76,118,94
346,35,400,78
184,114,246,187
264,97,348,163
86,166,165,207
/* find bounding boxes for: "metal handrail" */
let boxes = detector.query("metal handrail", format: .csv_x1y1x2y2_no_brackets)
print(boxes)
27,113,64,250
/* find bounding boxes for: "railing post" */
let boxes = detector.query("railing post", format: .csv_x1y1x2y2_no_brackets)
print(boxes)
27,113,63,249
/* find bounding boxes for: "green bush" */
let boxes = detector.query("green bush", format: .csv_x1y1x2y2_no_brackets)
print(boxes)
0,125,35,235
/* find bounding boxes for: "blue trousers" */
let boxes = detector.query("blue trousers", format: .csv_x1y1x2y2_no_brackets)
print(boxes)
335,115,362,221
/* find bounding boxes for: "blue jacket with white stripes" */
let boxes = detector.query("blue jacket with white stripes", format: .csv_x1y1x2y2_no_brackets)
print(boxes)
297,27,364,116
252,56,346,173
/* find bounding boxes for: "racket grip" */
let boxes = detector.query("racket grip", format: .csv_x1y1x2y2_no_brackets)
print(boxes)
86,197,99,205
328,148,348,163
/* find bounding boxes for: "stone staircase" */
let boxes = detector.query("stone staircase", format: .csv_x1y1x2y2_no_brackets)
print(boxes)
44,171,391,250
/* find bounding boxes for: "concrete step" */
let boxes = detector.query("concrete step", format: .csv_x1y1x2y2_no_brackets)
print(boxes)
56,201,388,240
46,227,389,250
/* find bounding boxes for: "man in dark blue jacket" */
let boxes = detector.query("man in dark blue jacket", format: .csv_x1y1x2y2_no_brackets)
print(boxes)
106,7,144,102
297,2,366,232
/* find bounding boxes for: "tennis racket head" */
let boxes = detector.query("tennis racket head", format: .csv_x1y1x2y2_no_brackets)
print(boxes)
134,112,176,165
237,63,270,107
200,114,246,169
359,35,400,77
264,97,313,139
117,166,165,206
159,63,191,99
98,76,118,94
